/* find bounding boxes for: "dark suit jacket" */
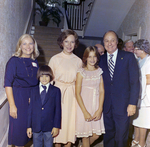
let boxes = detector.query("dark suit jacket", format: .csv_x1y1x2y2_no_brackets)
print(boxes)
27,84,61,133
99,50,140,115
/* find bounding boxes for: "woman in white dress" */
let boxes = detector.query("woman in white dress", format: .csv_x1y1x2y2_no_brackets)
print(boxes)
131,39,150,147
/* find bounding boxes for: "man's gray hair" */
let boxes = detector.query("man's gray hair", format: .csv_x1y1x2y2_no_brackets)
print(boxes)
124,39,134,48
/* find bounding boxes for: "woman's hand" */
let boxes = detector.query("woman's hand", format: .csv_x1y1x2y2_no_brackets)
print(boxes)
10,105,17,119
27,128,32,138
5,87,17,119
92,109,102,121
83,111,93,122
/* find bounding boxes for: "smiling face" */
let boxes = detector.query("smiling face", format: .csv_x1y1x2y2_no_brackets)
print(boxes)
62,35,75,55
20,37,34,58
40,75,50,85
103,32,118,54
125,41,134,53
134,48,143,58
87,51,97,67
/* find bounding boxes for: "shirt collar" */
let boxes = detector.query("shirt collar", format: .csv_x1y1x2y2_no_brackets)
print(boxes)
107,49,118,57
39,82,50,90
107,49,118,65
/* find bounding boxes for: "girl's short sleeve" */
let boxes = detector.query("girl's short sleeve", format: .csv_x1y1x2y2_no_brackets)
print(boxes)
77,68,85,77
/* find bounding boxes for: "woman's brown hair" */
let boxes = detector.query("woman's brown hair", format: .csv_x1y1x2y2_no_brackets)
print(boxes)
57,29,79,49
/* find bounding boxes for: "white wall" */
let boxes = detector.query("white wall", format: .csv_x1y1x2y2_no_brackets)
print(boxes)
118,0,150,41
84,0,136,37
0,0,33,146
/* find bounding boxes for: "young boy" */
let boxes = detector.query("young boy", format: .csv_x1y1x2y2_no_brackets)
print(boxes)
27,65,61,147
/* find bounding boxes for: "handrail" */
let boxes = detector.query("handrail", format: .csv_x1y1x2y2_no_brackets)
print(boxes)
88,2,92,7
63,0,95,37
0,99,7,109
86,10,90,14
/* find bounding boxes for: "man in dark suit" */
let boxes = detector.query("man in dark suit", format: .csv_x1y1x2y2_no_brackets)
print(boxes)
99,31,140,147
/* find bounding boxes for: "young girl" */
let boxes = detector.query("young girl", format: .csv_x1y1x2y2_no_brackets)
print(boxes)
75,46,105,147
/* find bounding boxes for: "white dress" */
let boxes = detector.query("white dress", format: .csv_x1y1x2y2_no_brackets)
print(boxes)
132,56,150,128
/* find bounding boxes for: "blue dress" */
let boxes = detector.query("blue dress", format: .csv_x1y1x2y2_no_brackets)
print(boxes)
4,56,39,146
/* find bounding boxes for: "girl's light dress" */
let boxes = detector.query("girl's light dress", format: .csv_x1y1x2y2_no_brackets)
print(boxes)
76,67,105,137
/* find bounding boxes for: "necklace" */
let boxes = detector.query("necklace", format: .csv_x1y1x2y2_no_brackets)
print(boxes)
23,58,33,77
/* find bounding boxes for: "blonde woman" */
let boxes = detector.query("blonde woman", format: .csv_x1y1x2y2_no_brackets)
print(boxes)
4,34,39,147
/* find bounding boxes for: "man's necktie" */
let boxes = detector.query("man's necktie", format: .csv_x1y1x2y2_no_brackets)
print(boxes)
41,85,47,104
108,54,114,80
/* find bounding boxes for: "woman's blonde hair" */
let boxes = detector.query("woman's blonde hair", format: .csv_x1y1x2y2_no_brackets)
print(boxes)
82,46,100,68
13,34,39,60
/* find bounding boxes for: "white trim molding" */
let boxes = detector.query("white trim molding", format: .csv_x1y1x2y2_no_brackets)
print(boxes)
122,26,141,41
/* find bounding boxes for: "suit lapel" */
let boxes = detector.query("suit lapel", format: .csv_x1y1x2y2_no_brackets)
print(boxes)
113,50,125,80
103,54,112,81
42,84,52,105
35,86,42,106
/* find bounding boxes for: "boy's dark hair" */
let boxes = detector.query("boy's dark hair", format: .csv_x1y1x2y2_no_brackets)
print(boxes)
37,65,54,82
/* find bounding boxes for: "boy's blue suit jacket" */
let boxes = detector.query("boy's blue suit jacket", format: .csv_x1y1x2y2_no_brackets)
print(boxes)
27,84,61,132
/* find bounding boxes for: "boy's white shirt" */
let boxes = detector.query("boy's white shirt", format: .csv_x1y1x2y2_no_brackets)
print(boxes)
39,82,50,93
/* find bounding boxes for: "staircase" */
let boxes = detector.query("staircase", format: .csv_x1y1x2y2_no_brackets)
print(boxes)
34,26,62,66
62,0,95,38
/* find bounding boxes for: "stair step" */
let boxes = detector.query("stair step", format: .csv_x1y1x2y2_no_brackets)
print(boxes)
38,45,60,51
35,36,59,41
37,56,54,64
34,26,61,65
39,49,61,55
37,40,58,45
35,26,61,34
38,47,61,51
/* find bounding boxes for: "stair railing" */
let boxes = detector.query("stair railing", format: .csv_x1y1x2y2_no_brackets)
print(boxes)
63,0,95,38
